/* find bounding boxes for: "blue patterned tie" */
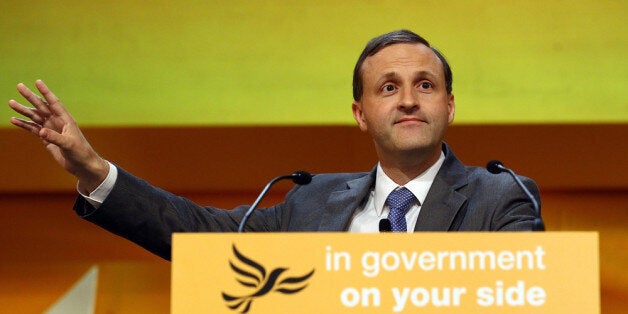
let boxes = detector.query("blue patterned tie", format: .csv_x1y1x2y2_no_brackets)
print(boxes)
386,187,417,232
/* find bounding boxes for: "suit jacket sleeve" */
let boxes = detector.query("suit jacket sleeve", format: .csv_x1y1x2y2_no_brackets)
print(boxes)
73,167,286,260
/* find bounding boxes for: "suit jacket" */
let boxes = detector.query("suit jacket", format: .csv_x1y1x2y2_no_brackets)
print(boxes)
75,143,542,260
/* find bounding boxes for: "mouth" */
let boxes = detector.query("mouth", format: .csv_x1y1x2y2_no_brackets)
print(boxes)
395,117,427,125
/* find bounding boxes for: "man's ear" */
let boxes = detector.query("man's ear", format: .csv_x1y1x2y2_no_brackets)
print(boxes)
352,101,368,132
447,94,455,124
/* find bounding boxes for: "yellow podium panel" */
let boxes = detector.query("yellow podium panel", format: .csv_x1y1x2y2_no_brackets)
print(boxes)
172,232,598,313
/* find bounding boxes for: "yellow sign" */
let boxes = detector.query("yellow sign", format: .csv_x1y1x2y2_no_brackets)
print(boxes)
172,232,599,313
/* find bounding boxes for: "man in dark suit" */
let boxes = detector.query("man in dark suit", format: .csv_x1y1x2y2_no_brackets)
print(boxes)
8,30,542,260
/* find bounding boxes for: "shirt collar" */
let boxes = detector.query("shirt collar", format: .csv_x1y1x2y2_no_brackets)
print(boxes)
374,151,446,216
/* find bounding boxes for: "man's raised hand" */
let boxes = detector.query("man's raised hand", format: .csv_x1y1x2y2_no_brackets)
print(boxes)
8,80,109,193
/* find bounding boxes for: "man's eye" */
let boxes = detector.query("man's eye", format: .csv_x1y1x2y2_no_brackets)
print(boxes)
383,84,396,92
420,82,432,89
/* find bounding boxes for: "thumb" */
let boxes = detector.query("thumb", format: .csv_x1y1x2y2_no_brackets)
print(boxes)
39,128,68,148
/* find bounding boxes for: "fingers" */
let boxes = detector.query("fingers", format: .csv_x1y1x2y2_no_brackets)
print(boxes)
8,99,46,125
10,116,67,149
10,80,75,130
35,80,69,117
16,82,52,117
9,117,42,135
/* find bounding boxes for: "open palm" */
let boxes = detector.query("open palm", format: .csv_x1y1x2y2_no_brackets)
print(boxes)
8,80,109,193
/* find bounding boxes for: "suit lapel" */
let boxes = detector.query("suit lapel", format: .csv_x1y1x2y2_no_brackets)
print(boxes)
414,176,467,231
414,143,469,231
314,143,469,232
317,170,375,231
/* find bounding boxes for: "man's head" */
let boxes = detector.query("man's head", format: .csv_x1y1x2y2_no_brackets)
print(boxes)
351,30,455,171
353,30,453,101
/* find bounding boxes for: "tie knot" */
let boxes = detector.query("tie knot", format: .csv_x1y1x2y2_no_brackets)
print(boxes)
387,187,416,212
386,187,416,232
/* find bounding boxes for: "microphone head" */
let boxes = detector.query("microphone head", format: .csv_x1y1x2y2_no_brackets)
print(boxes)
291,171,313,185
379,219,392,232
486,160,505,174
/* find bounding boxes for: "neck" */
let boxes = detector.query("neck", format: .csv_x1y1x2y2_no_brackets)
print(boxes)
378,146,442,185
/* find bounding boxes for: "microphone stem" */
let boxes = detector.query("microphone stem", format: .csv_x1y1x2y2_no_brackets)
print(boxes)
238,175,293,233
500,166,540,215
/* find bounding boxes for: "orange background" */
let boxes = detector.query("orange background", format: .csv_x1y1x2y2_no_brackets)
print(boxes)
1,124,626,313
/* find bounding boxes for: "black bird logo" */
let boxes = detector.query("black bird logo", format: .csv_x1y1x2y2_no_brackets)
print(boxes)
222,244,315,313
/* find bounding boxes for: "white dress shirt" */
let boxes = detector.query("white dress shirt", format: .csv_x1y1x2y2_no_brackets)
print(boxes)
79,161,118,208
348,152,445,233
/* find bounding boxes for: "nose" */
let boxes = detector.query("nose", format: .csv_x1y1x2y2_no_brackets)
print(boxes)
398,86,419,111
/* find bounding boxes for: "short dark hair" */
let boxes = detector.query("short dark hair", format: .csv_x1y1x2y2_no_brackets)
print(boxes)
352,30,453,101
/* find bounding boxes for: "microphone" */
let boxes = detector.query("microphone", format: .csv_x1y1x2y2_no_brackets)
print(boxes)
238,171,313,232
379,219,392,232
486,160,545,231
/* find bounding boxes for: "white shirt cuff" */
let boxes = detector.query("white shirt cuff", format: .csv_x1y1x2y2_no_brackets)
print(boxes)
78,161,118,208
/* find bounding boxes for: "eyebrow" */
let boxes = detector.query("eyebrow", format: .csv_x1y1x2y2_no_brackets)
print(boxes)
376,70,439,86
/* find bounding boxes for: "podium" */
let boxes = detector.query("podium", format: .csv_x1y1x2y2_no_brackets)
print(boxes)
172,232,599,313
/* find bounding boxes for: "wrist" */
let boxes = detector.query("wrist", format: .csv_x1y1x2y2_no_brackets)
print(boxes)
77,157,110,194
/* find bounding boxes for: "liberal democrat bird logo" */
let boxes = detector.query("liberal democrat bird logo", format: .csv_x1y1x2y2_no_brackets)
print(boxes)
222,244,315,313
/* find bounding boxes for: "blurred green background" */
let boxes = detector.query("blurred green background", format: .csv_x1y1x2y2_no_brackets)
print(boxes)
1,0,626,126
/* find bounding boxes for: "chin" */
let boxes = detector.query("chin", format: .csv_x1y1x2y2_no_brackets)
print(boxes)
399,138,441,154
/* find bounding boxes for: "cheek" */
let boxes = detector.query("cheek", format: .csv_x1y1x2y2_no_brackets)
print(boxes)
428,96,454,121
